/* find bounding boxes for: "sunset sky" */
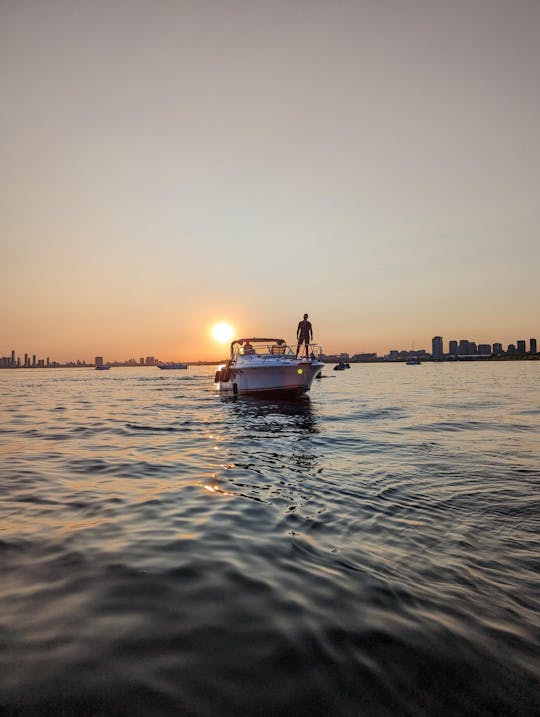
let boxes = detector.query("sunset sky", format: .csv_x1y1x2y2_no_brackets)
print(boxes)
1,0,539,362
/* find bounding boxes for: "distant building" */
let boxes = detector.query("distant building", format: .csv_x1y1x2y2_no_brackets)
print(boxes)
458,339,470,356
145,356,156,366
95,356,104,367
449,340,458,357
530,338,537,355
320,353,349,363
11,350,15,367
516,340,526,354
469,342,478,355
32,355,36,367
432,336,444,360
478,344,491,355
351,353,377,361
507,344,516,354
492,343,503,355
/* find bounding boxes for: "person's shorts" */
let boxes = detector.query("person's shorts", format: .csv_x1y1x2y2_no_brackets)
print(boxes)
298,335,310,344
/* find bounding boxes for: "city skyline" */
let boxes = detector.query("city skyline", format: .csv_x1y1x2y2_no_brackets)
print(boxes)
2,333,537,368
1,1,539,361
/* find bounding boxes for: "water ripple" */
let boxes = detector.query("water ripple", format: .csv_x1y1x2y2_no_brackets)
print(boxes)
0,364,539,715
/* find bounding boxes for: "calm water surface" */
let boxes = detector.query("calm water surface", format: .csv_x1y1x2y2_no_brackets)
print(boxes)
1,363,539,716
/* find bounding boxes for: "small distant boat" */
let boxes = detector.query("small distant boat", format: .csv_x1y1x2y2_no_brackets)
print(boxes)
95,365,110,370
333,362,350,371
158,362,188,370
215,338,323,397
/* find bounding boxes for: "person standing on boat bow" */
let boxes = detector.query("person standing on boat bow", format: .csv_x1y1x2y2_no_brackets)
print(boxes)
296,313,313,359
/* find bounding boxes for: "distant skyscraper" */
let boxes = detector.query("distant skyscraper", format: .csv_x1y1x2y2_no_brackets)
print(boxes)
507,344,516,354
432,336,444,360
492,343,503,355
458,339,470,356
478,344,491,355
530,338,537,355
95,356,104,367
24,353,28,367
469,342,478,355
449,340,458,356
32,354,36,367
11,350,15,367
517,340,526,354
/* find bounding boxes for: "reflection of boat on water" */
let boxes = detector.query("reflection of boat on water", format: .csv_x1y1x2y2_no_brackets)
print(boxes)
226,393,317,429
215,338,324,398
95,365,110,371
211,393,319,499
333,362,350,371
157,362,188,370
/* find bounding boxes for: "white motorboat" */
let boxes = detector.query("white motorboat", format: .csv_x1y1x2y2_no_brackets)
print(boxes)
215,338,324,397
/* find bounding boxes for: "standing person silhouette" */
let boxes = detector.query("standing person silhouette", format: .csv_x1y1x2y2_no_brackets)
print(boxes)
296,313,313,358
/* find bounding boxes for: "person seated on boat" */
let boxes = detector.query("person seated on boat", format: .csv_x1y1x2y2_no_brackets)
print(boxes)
243,340,255,355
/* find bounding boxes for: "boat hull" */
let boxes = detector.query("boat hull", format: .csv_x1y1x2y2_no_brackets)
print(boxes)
218,361,323,396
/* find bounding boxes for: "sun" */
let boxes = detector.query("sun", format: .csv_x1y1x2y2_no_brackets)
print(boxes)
211,322,234,344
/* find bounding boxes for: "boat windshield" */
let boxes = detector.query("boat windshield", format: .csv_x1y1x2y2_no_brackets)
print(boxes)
232,339,293,359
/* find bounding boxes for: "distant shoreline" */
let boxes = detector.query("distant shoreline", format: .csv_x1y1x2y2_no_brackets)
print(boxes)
1,355,538,370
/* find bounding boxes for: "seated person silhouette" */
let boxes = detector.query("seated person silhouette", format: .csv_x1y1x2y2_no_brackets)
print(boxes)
243,341,255,355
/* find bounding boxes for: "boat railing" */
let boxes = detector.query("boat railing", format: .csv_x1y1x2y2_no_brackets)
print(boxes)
233,341,291,359
309,344,324,361
268,344,287,355
232,341,323,361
